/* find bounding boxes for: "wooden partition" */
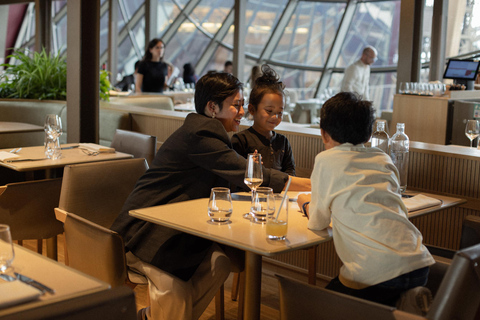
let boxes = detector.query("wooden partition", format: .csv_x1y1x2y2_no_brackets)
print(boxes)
105,104,480,281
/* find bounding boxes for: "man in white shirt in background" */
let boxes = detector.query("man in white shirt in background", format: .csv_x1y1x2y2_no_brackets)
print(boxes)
341,46,377,100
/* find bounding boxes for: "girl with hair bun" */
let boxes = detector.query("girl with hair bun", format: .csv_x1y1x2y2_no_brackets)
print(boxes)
232,64,296,175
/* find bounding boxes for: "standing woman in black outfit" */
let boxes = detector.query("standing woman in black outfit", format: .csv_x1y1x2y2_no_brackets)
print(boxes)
136,38,169,93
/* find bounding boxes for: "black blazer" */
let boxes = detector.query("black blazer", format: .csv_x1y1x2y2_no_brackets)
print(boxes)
111,113,288,280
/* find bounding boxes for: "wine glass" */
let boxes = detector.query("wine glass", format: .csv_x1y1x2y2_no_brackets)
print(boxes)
0,225,15,275
244,153,263,219
44,114,63,159
465,120,480,148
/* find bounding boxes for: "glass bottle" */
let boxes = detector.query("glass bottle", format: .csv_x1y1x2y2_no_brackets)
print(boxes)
390,123,409,193
371,121,389,153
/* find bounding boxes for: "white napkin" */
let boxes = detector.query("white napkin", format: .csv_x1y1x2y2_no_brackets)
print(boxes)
79,143,115,153
402,194,442,212
0,151,20,162
0,280,42,308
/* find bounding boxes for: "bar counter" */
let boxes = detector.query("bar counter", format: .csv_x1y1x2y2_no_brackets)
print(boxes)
102,103,480,280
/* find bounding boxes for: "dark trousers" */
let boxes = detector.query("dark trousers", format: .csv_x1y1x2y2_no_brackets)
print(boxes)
325,266,429,307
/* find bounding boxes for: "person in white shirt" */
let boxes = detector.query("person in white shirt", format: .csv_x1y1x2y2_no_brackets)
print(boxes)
298,92,434,307
340,46,377,100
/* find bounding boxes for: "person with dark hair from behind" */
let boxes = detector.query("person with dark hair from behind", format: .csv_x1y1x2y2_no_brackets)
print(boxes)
297,92,434,311
136,38,168,93
223,60,233,74
114,60,139,92
183,63,198,85
249,65,262,88
232,64,296,176
111,71,310,320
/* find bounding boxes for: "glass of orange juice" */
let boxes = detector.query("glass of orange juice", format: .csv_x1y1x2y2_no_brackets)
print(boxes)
266,194,288,240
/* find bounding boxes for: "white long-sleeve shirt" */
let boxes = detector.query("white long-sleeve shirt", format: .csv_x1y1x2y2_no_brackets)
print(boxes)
341,60,371,100
308,143,434,289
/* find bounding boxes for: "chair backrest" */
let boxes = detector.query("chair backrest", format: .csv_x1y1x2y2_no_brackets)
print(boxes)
110,129,157,167
427,243,480,320
276,275,405,320
460,215,480,250
0,178,63,240
64,211,127,288
58,158,148,228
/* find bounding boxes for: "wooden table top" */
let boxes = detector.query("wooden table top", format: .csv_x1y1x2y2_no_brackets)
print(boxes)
0,144,133,172
0,122,44,134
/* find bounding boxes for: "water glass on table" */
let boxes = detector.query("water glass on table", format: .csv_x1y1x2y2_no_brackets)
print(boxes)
0,224,15,276
251,187,275,223
208,187,233,224
266,195,288,240
44,114,63,159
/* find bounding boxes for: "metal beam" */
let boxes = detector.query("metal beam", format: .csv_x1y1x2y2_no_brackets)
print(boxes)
258,0,298,63
195,9,235,75
233,0,246,81
108,0,119,80
315,0,357,97
66,0,100,143
161,0,201,45
145,0,158,46
429,0,448,81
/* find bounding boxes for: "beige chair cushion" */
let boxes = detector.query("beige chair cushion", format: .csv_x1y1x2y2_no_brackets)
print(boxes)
110,129,157,167
58,158,147,228
0,178,63,240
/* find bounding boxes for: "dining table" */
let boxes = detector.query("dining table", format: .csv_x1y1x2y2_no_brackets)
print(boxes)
0,244,110,318
0,143,134,261
129,192,331,320
129,190,465,319
0,122,44,134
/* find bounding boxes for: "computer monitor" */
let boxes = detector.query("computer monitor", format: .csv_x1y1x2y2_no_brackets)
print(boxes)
443,59,480,90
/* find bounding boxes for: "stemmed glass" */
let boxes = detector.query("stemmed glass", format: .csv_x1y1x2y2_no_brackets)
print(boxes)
44,114,63,159
244,153,263,219
465,120,480,148
0,225,15,276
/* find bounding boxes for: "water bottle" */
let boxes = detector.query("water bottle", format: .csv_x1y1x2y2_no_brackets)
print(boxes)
371,121,389,153
390,123,409,193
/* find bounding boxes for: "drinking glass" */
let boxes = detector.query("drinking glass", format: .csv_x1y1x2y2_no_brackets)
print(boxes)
0,225,14,275
465,120,480,148
251,187,275,223
208,187,233,224
266,195,288,240
244,153,263,219
44,114,63,159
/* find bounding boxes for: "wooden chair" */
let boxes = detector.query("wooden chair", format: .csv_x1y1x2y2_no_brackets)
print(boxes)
54,158,148,228
276,243,480,320
110,129,157,167
0,178,63,260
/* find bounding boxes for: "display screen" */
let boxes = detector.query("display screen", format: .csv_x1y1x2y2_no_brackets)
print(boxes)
443,59,480,80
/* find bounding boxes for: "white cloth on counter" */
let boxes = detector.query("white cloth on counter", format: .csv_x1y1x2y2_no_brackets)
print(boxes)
0,151,20,162
402,194,442,213
78,143,115,153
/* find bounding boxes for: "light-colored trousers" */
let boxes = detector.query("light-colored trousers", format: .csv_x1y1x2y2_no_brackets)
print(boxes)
126,244,231,320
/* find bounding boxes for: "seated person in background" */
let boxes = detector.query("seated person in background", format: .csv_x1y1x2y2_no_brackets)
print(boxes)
223,60,233,74
298,92,434,307
183,63,198,85
114,60,139,92
232,64,296,176
111,71,310,320
249,64,262,88
136,38,168,93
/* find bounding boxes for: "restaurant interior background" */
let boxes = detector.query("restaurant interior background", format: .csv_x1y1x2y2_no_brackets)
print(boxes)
0,0,479,119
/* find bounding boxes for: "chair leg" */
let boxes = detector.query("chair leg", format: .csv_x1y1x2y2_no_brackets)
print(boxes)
46,236,58,260
308,245,318,285
36,239,43,254
215,284,225,320
237,271,245,320
231,272,240,301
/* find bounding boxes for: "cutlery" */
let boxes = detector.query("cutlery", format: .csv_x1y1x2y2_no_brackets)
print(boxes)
14,272,55,294
0,273,52,294
6,158,49,163
9,148,22,154
61,145,79,150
